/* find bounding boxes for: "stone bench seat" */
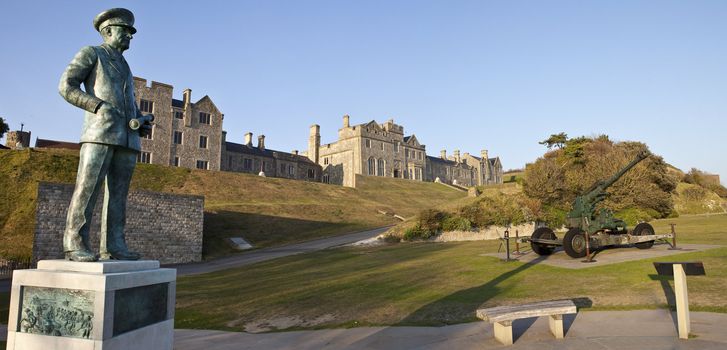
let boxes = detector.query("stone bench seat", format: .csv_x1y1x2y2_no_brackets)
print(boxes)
476,299,577,345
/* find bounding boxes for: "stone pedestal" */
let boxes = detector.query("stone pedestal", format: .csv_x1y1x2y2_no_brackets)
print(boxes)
5,260,176,350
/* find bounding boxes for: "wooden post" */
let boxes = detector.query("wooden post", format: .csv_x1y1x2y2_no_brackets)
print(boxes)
504,229,511,262
668,223,679,250
674,263,690,339
582,217,596,263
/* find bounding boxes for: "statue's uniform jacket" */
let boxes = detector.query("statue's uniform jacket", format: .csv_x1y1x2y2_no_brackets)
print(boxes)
59,43,142,151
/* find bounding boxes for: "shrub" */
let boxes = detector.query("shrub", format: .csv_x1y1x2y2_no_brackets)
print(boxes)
539,205,567,228
402,224,435,241
380,234,401,243
418,209,447,233
459,202,485,227
615,208,657,226
682,186,707,201
442,216,472,231
685,168,727,198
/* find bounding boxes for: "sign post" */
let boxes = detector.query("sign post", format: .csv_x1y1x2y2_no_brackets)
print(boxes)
653,261,706,339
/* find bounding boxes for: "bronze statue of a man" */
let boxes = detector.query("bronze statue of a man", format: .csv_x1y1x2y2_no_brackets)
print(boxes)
59,8,152,262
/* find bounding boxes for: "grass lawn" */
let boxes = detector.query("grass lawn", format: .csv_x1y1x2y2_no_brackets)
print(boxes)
175,213,727,332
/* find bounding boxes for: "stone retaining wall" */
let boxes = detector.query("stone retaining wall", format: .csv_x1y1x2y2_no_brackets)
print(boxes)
432,222,536,242
33,182,204,264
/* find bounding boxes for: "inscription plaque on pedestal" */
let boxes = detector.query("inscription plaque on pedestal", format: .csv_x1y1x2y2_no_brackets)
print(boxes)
113,283,168,336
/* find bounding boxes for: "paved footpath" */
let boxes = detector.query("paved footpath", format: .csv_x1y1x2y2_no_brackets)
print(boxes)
168,226,390,276
174,310,727,350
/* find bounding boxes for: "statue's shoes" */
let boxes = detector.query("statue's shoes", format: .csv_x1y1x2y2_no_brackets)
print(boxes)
65,250,98,262
106,250,141,260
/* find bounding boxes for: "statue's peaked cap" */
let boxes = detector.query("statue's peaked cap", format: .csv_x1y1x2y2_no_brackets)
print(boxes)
93,8,136,34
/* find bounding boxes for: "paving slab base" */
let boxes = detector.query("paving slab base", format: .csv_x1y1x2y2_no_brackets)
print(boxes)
173,310,727,350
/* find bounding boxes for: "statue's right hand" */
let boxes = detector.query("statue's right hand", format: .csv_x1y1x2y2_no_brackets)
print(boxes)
97,102,120,119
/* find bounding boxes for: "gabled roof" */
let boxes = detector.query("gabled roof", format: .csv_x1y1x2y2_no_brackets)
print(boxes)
426,155,456,165
403,134,421,147
225,142,317,165
362,120,384,132
426,155,475,169
195,95,222,114
35,138,81,150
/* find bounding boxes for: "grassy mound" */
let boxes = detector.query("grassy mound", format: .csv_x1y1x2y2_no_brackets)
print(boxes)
673,182,727,215
0,148,466,260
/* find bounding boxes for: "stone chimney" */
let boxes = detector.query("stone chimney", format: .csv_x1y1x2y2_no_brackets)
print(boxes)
183,88,192,106
481,149,489,160
257,135,265,150
343,114,350,128
454,150,461,163
440,150,447,159
308,124,320,164
244,132,253,146
463,152,470,159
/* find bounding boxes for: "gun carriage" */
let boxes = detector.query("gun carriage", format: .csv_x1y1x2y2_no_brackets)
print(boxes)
528,149,673,258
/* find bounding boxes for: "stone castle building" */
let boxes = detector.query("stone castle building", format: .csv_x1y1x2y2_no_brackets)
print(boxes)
132,77,321,181
307,115,502,187
221,132,321,182
31,78,500,187
133,77,224,170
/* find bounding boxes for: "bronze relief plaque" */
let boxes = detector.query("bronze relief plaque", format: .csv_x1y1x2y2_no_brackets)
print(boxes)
19,286,95,338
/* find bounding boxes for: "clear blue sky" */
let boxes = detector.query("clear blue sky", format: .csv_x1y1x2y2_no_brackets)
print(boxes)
1,1,725,183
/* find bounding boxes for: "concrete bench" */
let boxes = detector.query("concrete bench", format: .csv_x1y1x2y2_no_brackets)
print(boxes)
476,300,577,345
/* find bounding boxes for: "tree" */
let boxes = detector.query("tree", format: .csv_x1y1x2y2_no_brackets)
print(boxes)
0,116,8,140
539,132,568,149
524,135,677,221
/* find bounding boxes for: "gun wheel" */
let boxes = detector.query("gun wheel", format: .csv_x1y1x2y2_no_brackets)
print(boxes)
563,228,587,258
530,227,557,256
633,222,655,249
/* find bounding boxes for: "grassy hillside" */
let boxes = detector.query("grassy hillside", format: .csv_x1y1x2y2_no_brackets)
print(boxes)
502,170,524,184
673,182,727,215
0,148,466,260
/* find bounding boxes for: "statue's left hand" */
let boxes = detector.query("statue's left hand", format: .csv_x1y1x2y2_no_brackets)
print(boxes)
139,124,152,137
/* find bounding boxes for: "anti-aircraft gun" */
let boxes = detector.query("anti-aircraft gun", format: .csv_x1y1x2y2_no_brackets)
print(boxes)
529,149,673,258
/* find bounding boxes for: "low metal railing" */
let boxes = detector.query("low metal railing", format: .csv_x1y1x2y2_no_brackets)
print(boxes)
0,257,34,277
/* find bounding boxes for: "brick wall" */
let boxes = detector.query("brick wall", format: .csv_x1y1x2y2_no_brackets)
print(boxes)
33,182,204,264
